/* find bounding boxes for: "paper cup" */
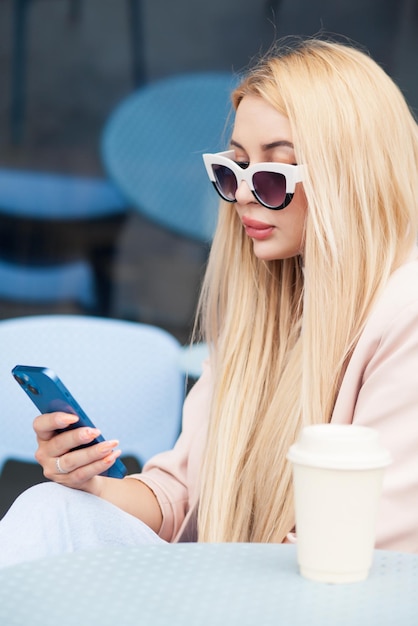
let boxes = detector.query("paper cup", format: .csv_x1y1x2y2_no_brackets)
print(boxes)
287,424,391,584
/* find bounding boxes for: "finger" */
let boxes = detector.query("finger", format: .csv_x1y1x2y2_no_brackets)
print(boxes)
35,426,101,470
34,411,79,442
55,456,69,475
67,450,123,487
49,441,121,483
46,426,102,458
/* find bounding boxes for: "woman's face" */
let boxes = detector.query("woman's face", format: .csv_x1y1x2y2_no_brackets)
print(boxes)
231,95,307,261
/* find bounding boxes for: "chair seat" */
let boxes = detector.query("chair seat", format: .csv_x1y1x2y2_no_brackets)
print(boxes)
0,169,128,219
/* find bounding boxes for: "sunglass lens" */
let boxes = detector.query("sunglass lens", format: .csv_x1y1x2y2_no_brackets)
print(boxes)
253,171,286,208
213,165,237,201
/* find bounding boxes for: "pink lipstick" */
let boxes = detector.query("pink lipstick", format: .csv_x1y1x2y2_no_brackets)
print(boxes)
242,217,274,240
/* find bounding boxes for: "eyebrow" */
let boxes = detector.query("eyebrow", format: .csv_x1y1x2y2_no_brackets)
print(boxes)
230,139,294,151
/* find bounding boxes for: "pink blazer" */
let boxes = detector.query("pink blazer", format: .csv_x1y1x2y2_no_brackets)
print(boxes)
134,253,418,552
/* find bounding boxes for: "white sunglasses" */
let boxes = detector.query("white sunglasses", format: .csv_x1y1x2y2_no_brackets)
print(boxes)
202,150,306,210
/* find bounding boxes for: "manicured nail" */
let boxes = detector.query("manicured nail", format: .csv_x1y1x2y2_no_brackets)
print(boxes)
56,414,79,428
79,427,101,442
103,449,122,465
98,440,119,454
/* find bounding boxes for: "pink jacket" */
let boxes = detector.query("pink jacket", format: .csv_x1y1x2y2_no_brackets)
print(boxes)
134,253,418,552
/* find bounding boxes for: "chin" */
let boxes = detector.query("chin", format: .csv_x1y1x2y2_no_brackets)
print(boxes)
252,241,298,261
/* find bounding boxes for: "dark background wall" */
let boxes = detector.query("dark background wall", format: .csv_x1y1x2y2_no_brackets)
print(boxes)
0,0,416,339
1,0,416,175
0,0,416,352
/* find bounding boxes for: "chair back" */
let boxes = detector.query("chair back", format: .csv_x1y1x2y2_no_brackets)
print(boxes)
0,315,185,473
102,72,237,243
0,170,128,314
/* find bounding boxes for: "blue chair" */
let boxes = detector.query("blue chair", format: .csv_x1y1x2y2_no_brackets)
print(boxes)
0,314,185,476
0,169,128,314
101,71,237,244
0,169,127,220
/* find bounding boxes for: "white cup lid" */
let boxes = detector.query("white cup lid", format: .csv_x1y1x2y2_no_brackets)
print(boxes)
287,424,392,470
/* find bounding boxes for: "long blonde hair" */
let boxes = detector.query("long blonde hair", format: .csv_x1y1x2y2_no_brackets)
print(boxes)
196,38,418,542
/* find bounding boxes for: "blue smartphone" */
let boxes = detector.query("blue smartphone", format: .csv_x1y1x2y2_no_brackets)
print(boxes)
12,364,127,479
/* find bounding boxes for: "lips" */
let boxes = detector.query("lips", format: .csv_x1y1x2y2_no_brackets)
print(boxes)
241,216,274,240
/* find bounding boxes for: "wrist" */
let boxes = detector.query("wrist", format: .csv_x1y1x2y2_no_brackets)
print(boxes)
83,475,106,498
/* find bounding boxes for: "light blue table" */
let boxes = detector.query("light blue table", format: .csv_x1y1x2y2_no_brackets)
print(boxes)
101,72,237,244
0,543,417,625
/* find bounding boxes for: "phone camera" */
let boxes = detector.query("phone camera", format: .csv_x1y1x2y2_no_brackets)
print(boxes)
13,374,40,395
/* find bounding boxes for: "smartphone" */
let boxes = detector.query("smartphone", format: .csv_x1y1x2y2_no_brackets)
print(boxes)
12,365,127,479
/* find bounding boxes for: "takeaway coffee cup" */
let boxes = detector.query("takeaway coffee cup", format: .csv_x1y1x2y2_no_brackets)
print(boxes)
287,424,391,584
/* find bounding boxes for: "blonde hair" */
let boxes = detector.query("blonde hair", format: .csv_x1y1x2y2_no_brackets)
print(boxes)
196,38,418,542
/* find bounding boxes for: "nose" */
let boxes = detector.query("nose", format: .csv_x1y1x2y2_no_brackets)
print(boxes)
234,179,255,205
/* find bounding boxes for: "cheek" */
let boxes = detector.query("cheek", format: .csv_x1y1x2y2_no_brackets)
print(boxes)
294,185,308,213
272,193,307,256
291,189,308,238
273,190,307,234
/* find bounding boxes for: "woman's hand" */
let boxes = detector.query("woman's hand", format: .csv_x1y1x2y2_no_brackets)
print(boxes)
34,410,163,533
33,411,122,497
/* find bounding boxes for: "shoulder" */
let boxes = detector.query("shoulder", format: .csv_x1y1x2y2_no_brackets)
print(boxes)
183,359,213,419
333,252,418,423
364,253,418,335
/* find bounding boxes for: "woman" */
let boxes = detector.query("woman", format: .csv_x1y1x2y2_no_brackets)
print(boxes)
1,37,418,565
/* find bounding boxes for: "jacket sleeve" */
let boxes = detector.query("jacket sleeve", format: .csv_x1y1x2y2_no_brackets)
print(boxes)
128,360,212,542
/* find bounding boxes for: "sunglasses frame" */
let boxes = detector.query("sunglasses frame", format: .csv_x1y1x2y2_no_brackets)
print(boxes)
202,150,306,210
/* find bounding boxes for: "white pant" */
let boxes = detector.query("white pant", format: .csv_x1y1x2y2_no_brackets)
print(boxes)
0,482,165,569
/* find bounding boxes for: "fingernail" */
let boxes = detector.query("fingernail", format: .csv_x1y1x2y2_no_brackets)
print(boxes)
56,414,78,428
79,427,101,442
98,440,119,453
103,449,122,465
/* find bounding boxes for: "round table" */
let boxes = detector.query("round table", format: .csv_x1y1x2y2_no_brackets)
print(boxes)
101,72,237,243
0,543,417,625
